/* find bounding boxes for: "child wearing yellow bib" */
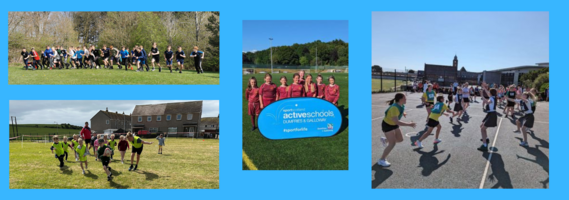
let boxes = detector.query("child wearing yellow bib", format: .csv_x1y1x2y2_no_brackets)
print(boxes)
126,132,153,171
75,138,89,174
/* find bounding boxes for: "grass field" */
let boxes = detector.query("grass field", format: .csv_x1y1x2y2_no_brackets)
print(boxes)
372,79,412,92
242,73,349,170
9,138,219,189
10,124,81,136
8,63,219,85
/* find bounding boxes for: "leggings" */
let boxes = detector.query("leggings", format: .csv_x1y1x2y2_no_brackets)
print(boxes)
57,154,64,167
64,152,68,160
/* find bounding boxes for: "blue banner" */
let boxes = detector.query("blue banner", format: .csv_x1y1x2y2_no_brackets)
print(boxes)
258,98,343,140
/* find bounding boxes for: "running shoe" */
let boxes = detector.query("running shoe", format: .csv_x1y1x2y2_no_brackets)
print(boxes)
377,159,391,167
449,117,453,123
414,141,423,148
477,144,488,152
519,141,529,147
513,129,521,133
82,170,85,175
380,137,388,147
434,139,442,144
152,68,155,71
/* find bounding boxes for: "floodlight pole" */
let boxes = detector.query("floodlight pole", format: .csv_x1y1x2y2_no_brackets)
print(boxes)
54,121,58,135
269,38,273,73
316,46,318,73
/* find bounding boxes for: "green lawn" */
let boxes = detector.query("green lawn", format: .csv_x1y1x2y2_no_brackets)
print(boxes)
242,73,349,170
8,63,219,85
372,78,412,92
9,138,219,189
9,124,81,137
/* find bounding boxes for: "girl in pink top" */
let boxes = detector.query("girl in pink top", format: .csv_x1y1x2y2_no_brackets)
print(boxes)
93,135,100,161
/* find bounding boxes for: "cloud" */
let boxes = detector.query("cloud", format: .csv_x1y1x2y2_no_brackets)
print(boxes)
9,100,219,126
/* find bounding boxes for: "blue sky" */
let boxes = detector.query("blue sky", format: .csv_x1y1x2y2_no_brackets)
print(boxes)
372,12,549,72
243,20,349,52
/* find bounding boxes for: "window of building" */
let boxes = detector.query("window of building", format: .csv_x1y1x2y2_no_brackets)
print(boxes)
177,114,182,120
147,116,152,122
138,116,142,122
187,114,193,120
157,116,162,121
149,127,159,133
166,115,171,121
106,120,109,124
168,127,177,134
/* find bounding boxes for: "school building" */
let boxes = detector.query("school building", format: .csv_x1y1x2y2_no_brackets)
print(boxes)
419,55,548,86
130,101,203,137
90,108,132,134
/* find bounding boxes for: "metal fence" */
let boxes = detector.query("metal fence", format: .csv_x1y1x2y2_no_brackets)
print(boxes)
372,67,417,93
243,64,348,74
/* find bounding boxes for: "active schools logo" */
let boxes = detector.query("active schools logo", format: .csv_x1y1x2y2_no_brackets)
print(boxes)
258,98,343,140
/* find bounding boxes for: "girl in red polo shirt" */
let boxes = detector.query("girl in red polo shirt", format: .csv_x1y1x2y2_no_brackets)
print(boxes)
304,74,316,97
246,77,261,131
325,76,340,105
276,76,289,100
316,74,326,99
259,73,277,109
288,73,305,98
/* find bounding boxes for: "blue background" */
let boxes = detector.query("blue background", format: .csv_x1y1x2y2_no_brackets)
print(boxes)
1,0,562,198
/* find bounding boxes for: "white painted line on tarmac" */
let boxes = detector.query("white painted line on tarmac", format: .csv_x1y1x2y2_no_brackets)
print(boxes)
479,117,504,189
372,117,383,121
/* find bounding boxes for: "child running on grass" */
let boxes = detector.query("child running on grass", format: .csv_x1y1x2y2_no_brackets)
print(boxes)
108,134,117,161
414,96,456,148
118,135,130,164
93,135,100,161
126,132,153,171
377,93,416,167
62,137,71,161
72,134,79,161
50,135,66,168
75,138,89,174
156,134,165,154
97,138,114,181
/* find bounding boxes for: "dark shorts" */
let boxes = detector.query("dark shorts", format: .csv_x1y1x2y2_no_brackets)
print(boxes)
483,112,498,127
463,97,470,103
531,106,536,113
166,59,173,65
138,59,146,64
85,138,91,144
102,159,110,167
507,101,515,107
132,145,143,154
519,113,535,128
454,103,463,112
177,59,184,64
424,102,433,107
427,118,440,128
382,121,399,133
152,56,160,62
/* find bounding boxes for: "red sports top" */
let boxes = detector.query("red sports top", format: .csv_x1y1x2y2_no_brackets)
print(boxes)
289,83,305,98
317,83,326,98
277,86,288,100
260,83,277,100
305,82,316,97
325,84,340,104
246,87,260,102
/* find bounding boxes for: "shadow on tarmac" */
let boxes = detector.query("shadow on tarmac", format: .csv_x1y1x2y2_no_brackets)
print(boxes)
372,164,393,188
482,152,513,188
414,145,451,176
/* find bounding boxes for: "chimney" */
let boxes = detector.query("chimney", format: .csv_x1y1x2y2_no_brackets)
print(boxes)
106,107,108,112
116,111,118,114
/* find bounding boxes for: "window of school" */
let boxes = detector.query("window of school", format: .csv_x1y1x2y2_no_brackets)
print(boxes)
138,116,142,122
149,128,159,133
187,114,193,120
157,116,162,121
177,114,182,120
106,120,109,124
166,115,171,121
147,116,152,122
168,127,177,134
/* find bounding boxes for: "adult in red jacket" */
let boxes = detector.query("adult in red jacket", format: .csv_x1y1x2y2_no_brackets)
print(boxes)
80,122,93,154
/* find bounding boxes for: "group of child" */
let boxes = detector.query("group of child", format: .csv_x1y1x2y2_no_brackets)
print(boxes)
20,43,205,74
377,81,539,167
245,70,341,131
50,126,165,181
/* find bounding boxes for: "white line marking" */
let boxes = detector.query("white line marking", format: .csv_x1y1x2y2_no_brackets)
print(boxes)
479,117,503,189
372,117,384,121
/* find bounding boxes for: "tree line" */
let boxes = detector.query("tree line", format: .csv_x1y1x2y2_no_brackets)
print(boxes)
8,11,220,71
242,39,348,66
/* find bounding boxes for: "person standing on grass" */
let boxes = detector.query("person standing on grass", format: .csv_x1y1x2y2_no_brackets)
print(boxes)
164,45,174,73
93,135,100,161
108,134,118,160
246,77,261,131
189,46,204,74
140,45,150,71
377,93,416,167
276,76,289,100
325,75,340,106
414,96,456,148
288,73,305,98
44,46,53,69
151,42,161,72
120,46,129,71
421,84,436,124
80,122,92,155
156,134,166,154
477,82,497,152
304,74,316,97
68,46,76,69
71,134,79,161
75,138,89,174
126,132,153,171
110,45,119,69
118,135,129,164
31,48,41,70
131,45,138,69
514,92,535,147
50,135,66,168
21,48,30,70
259,73,277,109
316,74,326,99
175,46,186,73
40,50,48,69
97,138,114,181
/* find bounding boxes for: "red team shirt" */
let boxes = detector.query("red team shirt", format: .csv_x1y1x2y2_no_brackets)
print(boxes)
277,86,288,100
260,83,277,107
325,84,340,104
305,82,316,97
288,83,305,98
246,87,260,115
317,83,326,98
299,78,305,86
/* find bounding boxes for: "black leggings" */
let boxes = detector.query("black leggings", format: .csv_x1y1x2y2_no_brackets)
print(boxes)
57,154,64,167
64,152,68,160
